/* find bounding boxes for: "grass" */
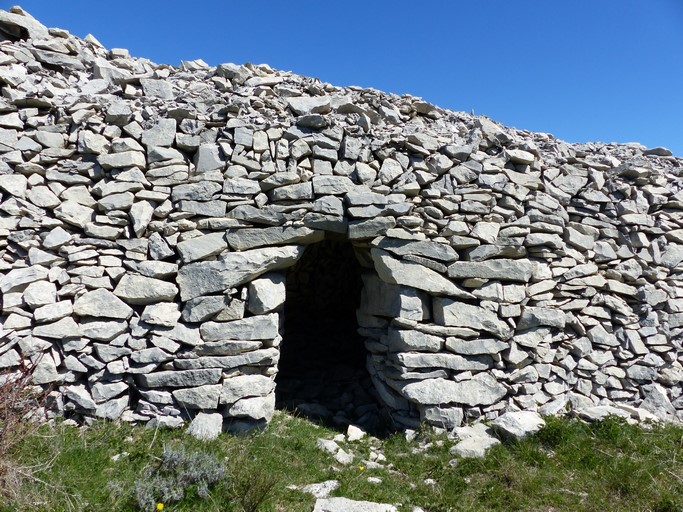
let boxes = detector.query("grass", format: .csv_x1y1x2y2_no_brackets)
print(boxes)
0,411,681,512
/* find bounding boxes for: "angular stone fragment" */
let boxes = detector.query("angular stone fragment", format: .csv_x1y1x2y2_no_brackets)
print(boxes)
433,298,512,340
400,373,507,406
129,200,155,237
200,314,279,342
140,78,174,99
177,232,227,263
177,246,305,301
54,201,94,228
142,118,176,147
187,412,223,441
136,369,222,388
221,375,276,404
141,303,181,327
287,96,331,115
33,317,80,339
371,249,471,299
247,273,286,314
97,151,146,170
0,265,49,293
80,318,128,341
377,238,458,262
174,348,279,370
172,384,222,409
227,393,275,421
73,288,133,319
491,411,545,440
517,307,566,330
226,226,323,251
22,280,56,308
447,259,532,282
114,275,178,305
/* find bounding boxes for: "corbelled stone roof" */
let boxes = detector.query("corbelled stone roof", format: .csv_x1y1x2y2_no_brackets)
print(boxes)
0,6,681,432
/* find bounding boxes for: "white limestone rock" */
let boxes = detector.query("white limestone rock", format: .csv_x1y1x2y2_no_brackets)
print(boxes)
141,302,181,327
187,412,223,441
200,314,279,342
114,275,178,305
172,384,222,409
433,298,512,340
313,497,398,512
73,288,133,320
371,249,472,299
247,273,286,314
177,246,305,301
135,369,222,388
400,373,507,406
491,411,545,440
227,393,275,421
447,259,533,282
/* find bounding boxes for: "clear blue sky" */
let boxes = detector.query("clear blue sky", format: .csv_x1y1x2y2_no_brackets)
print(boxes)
5,1,683,156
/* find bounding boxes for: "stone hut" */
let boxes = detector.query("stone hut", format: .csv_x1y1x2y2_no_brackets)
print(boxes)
0,7,681,433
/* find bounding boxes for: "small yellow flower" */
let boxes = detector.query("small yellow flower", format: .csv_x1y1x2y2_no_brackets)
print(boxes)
359,465,365,471
156,503,164,511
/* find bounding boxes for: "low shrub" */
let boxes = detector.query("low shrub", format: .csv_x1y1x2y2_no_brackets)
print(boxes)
0,359,49,501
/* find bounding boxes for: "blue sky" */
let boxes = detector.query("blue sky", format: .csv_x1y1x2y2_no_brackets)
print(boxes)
5,1,683,156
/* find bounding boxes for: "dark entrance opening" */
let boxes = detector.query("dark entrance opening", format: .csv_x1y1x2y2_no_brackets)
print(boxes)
276,237,382,432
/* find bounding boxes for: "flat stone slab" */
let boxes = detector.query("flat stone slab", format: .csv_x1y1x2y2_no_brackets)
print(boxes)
447,259,533,282
135,369,222,388
371,249,472,299
313,497,398,512
399,373,508,406
434,298,512,340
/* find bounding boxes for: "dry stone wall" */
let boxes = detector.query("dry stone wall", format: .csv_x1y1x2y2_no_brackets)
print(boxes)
0,7,681,431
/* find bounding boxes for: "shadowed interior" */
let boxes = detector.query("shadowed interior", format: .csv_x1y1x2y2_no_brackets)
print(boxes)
275,238,382,431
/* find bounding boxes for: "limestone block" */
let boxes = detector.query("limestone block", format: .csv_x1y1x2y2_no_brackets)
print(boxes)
113,275,178,305
371,249,472,299
172,384,222,409
247,273,286,314
399,373,507,406
433,298,512,340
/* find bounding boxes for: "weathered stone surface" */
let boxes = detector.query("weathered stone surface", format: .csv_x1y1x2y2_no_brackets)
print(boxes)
177,246,304,301
200,314,279,342
227,226,323,251
447,259,533,282
33,317,80,339
247,273,286,314
313,497,398,512
287,96,331,116
371,249,471,298
172,384,222,409
491,411,545,440
73,288,133,319
141,302,181,327
135,369,222,388
177,232,228,263
227,393,275,421
187,412,223,441
174,348,279,370
0,265,49,293
114,275,178,305
433,299,512,340
400,373,508,406
220,375,275,404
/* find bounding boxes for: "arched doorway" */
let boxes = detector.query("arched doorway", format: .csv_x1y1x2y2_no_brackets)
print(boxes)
275,236,383,432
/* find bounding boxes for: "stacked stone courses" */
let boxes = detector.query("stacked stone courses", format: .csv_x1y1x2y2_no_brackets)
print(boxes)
0,7,681,431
